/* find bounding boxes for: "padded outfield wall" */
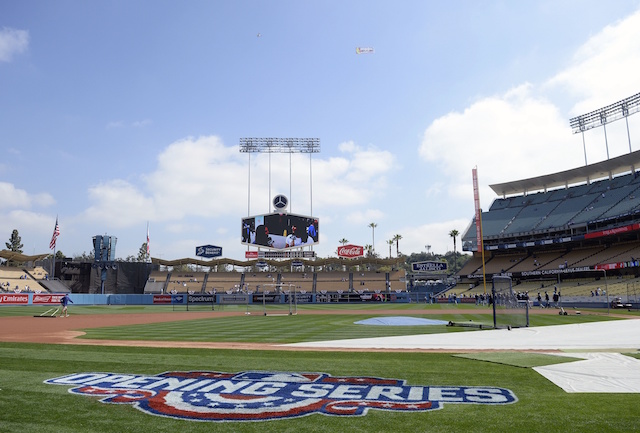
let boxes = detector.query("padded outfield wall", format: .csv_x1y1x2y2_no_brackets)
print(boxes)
0,292,412,306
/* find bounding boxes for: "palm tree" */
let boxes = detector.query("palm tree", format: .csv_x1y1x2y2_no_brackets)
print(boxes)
449,229,459,273
364,244,373,257
393,234,402,257
368,222,377,254
425,245,431,256
339,238,349,246
387,239,394,258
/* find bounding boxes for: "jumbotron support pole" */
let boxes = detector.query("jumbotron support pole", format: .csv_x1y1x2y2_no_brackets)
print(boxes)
239,138,320,218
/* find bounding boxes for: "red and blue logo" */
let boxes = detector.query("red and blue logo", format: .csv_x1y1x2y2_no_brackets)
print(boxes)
45,370,517,422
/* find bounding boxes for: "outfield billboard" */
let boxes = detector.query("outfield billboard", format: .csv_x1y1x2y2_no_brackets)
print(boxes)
195,244,222,258
242,212,319,250
411,261,448,273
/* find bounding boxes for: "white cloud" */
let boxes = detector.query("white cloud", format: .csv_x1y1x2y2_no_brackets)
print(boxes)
394,218,472,257
312,141,396,209
413,7,640,251
132,119,152,127
0,210,60,254
420,84,579,202
547,10,640,115
146,135,246,219
345,209,385,226
0,27,28,62
84,179,155,227
71,135,400,258
0,182,55,209
106,121,124,129
420,9,640,208
79,135,397,228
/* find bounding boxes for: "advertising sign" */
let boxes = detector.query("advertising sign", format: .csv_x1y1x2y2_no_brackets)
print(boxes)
337,244,364,258
32,294,64,304
411,261,448,273
195,245,222,258
0,294,29,304
152,294,173,305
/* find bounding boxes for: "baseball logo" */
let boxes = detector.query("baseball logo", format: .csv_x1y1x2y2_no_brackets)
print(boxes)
273,194,288,211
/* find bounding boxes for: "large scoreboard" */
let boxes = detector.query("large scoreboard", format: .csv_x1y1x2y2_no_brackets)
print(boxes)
242,212,319,250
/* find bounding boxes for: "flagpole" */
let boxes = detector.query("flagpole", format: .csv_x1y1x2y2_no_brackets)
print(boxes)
146,221,150,263
49,216,60,280
52,246,56,280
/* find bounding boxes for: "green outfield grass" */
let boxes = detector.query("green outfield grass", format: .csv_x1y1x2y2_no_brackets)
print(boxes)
1,342,638,432
78,310,622,343
0,304,638,432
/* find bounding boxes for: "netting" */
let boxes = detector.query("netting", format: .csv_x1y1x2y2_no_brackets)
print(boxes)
492,275,529,329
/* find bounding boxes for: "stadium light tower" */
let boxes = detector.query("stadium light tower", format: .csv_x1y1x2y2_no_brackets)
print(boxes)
569,92,640,165
239,138,320,216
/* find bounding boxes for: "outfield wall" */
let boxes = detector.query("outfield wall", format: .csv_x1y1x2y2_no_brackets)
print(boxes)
4,292,633,309
0,292,412,306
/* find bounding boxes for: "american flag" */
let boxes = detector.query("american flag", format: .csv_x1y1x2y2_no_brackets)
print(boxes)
49,217,60,250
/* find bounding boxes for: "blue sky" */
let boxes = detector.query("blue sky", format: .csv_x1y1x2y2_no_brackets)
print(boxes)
2,1,640,261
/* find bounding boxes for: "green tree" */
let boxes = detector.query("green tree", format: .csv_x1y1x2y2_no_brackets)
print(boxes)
387,239,394,258
54,250,65,260
137,242,149,262
74,250,95,262
5,229,23,253
339,238,349,246
364,244,374,258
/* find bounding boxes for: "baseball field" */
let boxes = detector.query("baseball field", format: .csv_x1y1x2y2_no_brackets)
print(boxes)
0,303,638,432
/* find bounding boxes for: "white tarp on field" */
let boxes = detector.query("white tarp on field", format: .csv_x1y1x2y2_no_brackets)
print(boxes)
286,319,640,393
287,319,640,351
534,353,640,393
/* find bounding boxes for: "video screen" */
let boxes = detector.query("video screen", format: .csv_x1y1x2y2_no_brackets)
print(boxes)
242,213,319,250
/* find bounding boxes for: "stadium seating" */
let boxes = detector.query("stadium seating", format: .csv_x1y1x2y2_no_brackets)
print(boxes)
279,272,314,293
141,269,406,295
0,267,44,293
459,168,640,295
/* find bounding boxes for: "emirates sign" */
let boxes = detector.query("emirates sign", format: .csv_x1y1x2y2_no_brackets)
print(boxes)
337,244,364,258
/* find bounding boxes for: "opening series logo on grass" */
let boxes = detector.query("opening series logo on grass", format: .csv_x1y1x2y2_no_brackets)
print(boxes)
46,370,517,422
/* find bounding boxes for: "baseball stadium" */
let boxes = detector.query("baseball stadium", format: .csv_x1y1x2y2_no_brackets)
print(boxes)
2,99,640,432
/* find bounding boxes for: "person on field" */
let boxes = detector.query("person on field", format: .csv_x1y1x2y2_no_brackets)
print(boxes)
60,293,73,318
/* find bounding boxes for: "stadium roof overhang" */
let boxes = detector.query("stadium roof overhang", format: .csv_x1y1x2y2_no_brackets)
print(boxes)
489,150,640,198
0,250,50,263
151,256,404,268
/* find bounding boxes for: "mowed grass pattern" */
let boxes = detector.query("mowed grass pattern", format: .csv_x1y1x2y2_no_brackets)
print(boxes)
0,304,638,432
77,305,622,343
1,340,639,432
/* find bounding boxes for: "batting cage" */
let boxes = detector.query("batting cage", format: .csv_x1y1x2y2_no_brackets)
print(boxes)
492,275,529,329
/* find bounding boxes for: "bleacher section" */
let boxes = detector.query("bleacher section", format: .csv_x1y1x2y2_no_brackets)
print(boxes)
279,272,314,293
0,267,46,293
243,272,278,293
388,269,406,292
143,269,406,294
205,273,242,293
165,272,206,293
457,166,640,298
465,171,640,242
315,271,350,293
353,271,388,292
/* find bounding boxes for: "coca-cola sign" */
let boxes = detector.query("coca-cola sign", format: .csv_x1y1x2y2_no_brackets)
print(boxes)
337,244,364,258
